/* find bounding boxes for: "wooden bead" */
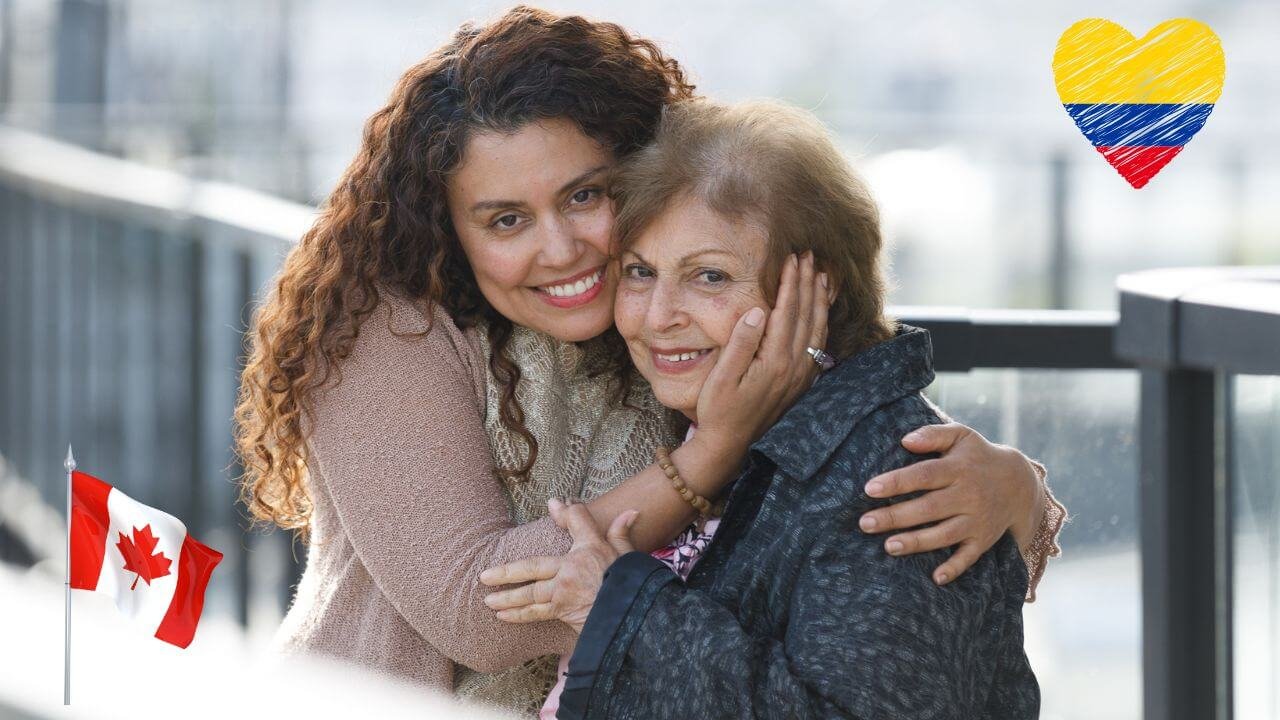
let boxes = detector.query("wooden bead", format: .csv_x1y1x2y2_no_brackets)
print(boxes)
655,445,723,519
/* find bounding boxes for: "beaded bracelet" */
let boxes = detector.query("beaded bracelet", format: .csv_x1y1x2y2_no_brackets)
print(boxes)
655,446,725,519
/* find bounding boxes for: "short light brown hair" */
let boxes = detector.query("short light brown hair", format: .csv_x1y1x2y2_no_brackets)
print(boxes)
611,99,896,359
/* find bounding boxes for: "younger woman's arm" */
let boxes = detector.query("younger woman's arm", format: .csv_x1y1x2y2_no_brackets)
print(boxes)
857,423,1068,600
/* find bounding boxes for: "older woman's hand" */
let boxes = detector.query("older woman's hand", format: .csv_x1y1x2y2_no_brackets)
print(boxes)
480,499,639,634
857,423,1045,587
694,252,832,449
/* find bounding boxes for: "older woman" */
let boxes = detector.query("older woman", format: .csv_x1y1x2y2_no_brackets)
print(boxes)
484,99,1039,718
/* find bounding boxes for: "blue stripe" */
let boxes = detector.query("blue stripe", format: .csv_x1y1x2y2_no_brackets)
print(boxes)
1063,103,1214,147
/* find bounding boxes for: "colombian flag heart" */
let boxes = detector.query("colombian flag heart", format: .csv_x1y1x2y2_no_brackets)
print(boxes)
1053,19,1225,188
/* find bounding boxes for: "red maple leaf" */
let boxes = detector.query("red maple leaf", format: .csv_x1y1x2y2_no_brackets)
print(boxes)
116,525,172,591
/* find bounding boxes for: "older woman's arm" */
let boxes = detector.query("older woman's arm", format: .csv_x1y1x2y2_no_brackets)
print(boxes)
555,487,1036,718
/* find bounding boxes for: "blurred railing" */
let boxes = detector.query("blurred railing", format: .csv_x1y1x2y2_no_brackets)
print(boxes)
1116,267,1280,720
0,126,1276,720
0,125,312,628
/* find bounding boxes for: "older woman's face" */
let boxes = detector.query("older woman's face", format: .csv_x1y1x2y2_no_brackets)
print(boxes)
615,196,769,421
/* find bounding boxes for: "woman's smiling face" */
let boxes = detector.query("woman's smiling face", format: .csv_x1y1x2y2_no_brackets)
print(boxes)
614,195,770,421
447,118,618,342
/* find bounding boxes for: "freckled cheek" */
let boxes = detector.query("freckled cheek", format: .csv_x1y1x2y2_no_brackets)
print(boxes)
471,245,537,291
613,291,648,343
571,207,615,258
693,293,749,348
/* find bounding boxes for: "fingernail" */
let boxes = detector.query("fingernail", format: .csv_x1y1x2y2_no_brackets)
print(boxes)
886,540,903,554
936,572,949,585
483,594,496,607
819,272,828,289
903,430,924,444
865,481,883,496
859,514,877,531
744,307,764,327
479,570,493,583
626,510,639,528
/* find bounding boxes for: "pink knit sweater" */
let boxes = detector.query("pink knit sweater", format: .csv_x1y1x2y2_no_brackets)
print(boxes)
271,291,578,689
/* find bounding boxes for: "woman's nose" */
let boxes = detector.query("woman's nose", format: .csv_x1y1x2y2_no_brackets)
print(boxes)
646,280,687,332
536,216,582,269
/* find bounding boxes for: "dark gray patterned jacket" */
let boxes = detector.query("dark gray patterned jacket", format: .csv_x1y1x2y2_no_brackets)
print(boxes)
557,326,1039,719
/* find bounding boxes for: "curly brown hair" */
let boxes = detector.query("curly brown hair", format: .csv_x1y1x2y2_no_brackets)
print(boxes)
234,6,695,538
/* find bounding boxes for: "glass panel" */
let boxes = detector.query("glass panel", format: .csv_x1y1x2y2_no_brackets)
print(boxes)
1232,374,1280,720
929,369,1140,720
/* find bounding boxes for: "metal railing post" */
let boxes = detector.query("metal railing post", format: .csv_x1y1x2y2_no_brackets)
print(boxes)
1137,368,1221,720
1215,373,1235,720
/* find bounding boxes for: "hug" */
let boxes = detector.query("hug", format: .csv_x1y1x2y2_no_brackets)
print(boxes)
485,99,1040,719
236,6,1064,719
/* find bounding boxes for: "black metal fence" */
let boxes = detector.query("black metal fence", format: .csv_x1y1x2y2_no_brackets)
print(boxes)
0,125,1276,720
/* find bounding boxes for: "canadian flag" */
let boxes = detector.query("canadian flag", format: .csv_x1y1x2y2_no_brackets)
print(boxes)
69,470,223,648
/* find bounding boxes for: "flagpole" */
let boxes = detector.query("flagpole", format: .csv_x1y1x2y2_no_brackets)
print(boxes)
64,444,75,706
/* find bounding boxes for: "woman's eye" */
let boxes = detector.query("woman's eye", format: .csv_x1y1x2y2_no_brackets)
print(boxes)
492,214,521,229
699,269,727,284
624,264,654,279
570,187,600,205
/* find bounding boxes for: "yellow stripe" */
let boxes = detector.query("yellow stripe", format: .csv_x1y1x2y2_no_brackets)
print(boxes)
1053,18,1225,104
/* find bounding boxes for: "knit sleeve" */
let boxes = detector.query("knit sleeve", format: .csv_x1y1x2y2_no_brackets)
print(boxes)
1020,460,1068,603
301,292,577,672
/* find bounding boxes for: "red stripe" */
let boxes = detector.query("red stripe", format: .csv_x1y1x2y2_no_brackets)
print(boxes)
154,534,224,648
1095,146,1184,189
69,471,113,590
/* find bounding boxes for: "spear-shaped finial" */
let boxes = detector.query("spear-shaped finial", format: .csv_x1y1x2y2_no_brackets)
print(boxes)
64,445,76,473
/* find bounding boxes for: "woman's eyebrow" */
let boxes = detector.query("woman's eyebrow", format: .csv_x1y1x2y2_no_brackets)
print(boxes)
677,248,735,265
468,165,609,214
556,165,609,195
469,198,521,213
621,247,735,267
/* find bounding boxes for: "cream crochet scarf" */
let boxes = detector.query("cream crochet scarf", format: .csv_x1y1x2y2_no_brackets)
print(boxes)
453,322,684,716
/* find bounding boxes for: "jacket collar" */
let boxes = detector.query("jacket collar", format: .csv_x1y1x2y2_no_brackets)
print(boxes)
750,325,935,481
